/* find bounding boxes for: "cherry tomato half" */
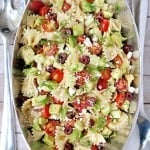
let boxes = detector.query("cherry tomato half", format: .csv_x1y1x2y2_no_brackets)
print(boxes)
42,19,56,32
97,78,108,91
77,35,86,43
101,69,111,81
99,19,110,32
39,6,50,16
62,1,71,12
28,0,44,13
113,55,123,68
115,78,128,92
87,0,94,3
91,145,99,150
41,104,50,119
45,120,59,136
115,92,126,106
50,69,64,83
43,43,58,56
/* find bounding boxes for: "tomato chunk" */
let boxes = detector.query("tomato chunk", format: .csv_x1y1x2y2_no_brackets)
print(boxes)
101,69,111,81
87,0,94,2
28,0,44,13
97,78,108,91
62,1,71,12
39,6,50,16
42,19,56,32
77,35,86,43
115,78,128,92
43,43,58,56
45,120,59,136
113,55,123,68
99,19,109,32
115,92,126,106
91,145,99,150
50,69,64,83
41,104,50,119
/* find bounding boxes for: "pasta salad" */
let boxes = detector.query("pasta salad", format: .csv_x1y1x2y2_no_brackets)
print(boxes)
14,0,138,149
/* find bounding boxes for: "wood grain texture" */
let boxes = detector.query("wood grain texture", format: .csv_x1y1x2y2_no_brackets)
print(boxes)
144,46,150,75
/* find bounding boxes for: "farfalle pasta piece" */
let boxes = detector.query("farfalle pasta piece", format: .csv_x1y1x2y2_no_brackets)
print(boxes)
21,76,38,97
108,112,129,131
55,126,69,150
22,28,43,47
31,129,45,141
21,99,34,126
103,46,121,61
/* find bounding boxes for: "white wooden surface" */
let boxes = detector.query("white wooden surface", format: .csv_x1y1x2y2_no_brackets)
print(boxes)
0,1,150,150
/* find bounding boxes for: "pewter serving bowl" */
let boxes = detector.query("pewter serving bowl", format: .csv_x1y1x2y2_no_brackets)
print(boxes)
11,0,140,149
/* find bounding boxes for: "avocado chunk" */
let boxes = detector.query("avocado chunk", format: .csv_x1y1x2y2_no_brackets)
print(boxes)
73,23,84,36
54,0,64,10
42,134,55,146
81,0,96,13
49,104,61,115
68,36,77,47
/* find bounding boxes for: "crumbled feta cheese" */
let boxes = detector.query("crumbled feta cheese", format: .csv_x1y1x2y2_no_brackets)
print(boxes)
68,88,76,96
132,51,139,58
127,52,133,59
92,36,98,42
128,87,135,93
135,88,139,94
84,38,92,47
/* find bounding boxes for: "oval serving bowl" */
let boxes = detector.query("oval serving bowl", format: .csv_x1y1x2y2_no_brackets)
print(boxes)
12,0,140,149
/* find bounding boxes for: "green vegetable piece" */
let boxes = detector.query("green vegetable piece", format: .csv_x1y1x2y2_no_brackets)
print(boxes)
32,118,41,131
81,0,96,13
30,141,51,150
42,134,55,146
40,81,58,91
103,10,113,18
32,95,49,106
80,136,91,147
68,36,77,47
95,116,106,129
38,117,48,125
54,0,64,10
34,16,44,27
111,110,121,119
73,23,84,36
121,100,130,112
39,39,48,45
60,106,68,119
69,128,82,142
74,120,84,131
49,104,61,115
23,67,38,76
101,104,110,116
102,127,112,138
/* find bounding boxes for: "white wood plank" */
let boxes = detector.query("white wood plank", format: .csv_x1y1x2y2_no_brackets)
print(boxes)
145,18,150,46
0,103,22,133
148,0,150,17
0,133,28,150
143,46,150,75
144,104,150,118
0,45,4,75
0,75,4,102
144,76,150,103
